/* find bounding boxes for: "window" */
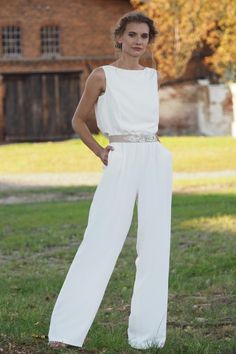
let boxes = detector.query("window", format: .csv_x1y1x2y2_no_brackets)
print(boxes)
1,26,21,56
41,26,60,56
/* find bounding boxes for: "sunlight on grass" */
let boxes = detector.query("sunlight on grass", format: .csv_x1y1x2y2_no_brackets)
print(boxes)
166,136,236,172
180,215,236,236
0,135,236,173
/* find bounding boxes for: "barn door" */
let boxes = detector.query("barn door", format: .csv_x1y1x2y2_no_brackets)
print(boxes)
3,71,81,141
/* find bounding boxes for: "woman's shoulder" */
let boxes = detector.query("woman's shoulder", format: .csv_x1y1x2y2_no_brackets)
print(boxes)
148,66,159,72
87,67,106,86
150,67,160,79
146,67,160,78
84,67,106,94
92,66,106,77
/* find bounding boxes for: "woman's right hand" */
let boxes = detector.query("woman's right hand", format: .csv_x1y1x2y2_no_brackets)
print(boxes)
98,145,115,166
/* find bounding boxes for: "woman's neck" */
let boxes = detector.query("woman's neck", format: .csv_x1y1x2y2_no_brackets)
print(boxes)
112,57,142,70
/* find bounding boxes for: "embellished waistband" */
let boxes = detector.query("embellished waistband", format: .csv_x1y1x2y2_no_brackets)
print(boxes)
108,133,160,143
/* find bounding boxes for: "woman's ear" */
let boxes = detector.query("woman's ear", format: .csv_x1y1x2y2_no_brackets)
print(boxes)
115,37,122,49
115,34,122,45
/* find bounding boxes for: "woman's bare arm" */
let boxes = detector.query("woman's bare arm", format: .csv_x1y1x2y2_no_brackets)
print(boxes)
71,67,113,165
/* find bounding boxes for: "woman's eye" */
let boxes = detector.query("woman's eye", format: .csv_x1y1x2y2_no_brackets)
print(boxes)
128,33,149,39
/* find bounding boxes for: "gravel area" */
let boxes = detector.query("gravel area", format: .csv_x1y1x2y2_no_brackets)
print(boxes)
0,172,103,190
0,170,236,191
0,170,235,204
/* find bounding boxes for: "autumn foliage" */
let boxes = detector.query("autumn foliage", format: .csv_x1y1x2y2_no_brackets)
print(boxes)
130,0,236,82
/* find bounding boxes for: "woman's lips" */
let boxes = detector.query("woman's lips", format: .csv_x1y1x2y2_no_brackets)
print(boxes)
133,47,142,51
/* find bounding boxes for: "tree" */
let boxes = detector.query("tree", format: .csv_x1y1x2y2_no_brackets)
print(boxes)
201,0,236,83
130,0,236,136
130,0,236,82
130,0,208,80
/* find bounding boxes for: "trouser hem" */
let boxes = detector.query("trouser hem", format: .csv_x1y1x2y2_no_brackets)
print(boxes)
128,337,166,350
48,338,84,348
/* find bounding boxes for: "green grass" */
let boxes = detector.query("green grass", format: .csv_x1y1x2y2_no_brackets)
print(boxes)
0,191,236,353
0,135,236,173
0,136,236,353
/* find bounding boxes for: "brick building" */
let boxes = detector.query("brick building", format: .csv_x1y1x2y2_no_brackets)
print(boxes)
0,0,135,142
0,0,230,142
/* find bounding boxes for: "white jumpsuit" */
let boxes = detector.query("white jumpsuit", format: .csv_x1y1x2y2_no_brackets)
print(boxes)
48,65,173,350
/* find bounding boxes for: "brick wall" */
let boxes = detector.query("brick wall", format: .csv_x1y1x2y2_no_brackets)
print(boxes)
0,0,132,58
0,0,135,87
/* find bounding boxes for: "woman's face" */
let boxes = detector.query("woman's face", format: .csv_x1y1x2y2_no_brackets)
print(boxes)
117,22,150,57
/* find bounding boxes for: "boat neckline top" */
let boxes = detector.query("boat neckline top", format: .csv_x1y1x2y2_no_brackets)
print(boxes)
106,65,148,71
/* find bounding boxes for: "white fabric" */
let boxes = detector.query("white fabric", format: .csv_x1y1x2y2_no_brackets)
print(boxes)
94,65,159,138
48,65,173,350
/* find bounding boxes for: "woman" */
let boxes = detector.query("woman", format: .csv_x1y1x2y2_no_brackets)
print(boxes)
48,11,173,350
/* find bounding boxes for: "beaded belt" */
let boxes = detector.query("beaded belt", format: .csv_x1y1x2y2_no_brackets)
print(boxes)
108,133,160,143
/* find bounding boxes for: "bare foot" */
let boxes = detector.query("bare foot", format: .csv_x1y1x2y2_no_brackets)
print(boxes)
48,341,67,348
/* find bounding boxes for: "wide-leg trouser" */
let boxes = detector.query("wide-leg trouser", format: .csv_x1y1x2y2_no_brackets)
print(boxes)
48,140,173,349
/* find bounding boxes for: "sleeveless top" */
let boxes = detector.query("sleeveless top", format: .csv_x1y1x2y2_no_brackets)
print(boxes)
94,65,159,138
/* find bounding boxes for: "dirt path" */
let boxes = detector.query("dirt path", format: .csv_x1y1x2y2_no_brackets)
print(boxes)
0,170,235,204
0,191,94,205
0,169,236,190
0,172,103,190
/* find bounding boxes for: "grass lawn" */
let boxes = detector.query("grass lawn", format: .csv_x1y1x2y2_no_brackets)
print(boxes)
0,136,236,353
0,135,236,173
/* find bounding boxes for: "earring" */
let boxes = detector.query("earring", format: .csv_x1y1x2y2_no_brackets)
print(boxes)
115,42,122,49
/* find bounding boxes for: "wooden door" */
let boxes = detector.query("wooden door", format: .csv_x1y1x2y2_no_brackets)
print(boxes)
3,71,81,141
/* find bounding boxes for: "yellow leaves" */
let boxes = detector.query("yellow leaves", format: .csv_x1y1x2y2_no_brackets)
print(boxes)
129,0,236,82
130,0,147,11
